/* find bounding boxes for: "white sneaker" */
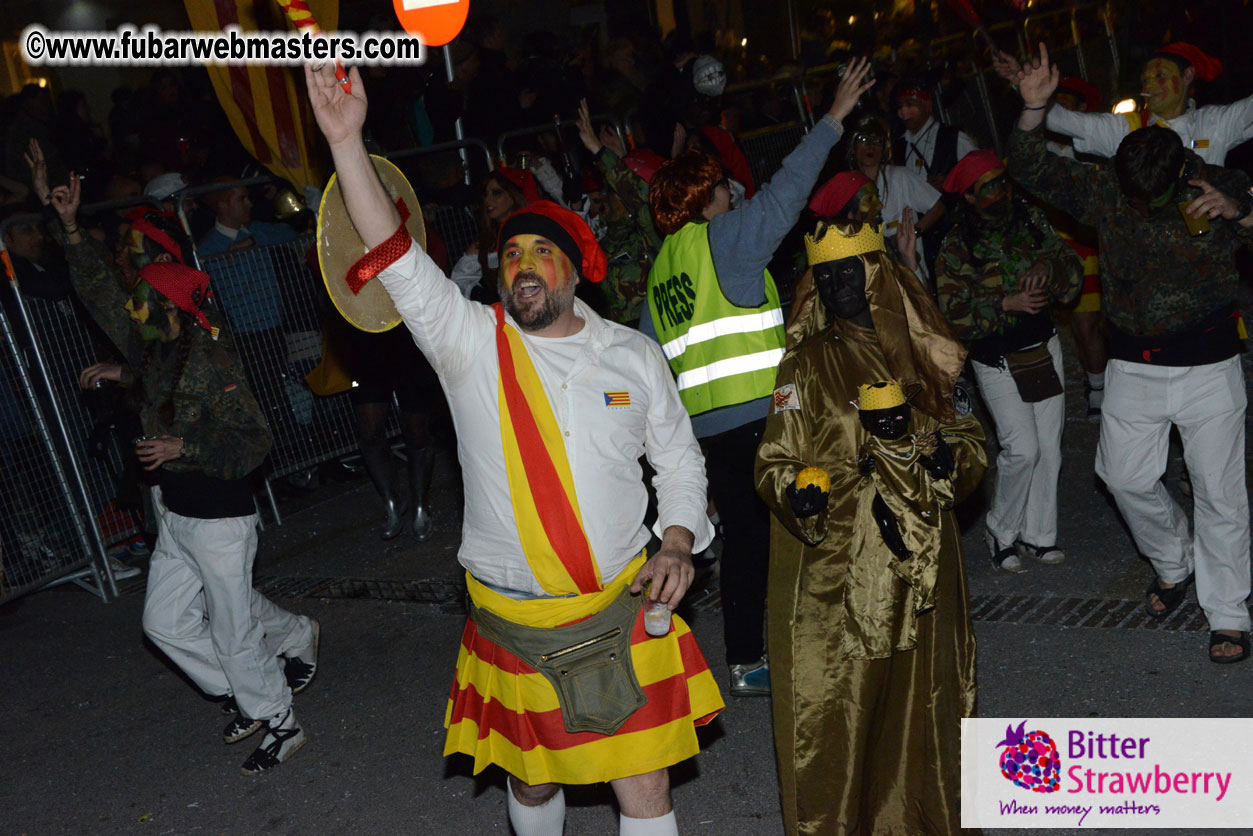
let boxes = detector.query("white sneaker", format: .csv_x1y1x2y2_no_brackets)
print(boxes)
240,708,305,774
107,554,141,580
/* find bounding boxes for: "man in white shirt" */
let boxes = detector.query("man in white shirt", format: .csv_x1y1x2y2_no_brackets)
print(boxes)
893,78,978,191
305,62,723,836
996,42,1253,166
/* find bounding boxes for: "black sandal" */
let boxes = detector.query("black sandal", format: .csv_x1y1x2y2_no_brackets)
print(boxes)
1144,573,1191,619
1208,631,1250,665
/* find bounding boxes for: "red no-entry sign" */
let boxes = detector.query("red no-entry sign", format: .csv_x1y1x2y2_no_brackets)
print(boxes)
392,0,470,48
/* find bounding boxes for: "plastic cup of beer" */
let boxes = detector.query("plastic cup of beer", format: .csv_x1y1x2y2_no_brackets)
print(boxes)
643,581,672,637
1178,200,1210,236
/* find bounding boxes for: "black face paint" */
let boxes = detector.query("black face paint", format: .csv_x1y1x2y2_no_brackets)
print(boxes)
859,404,911,440
814,255,869,322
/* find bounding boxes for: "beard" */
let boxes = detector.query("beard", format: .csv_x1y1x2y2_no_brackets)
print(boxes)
500,270,576,332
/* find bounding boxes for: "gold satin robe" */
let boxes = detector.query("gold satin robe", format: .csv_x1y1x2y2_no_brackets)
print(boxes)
756,320,987,836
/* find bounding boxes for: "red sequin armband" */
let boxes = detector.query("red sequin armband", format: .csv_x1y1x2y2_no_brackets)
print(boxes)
345,198,412,295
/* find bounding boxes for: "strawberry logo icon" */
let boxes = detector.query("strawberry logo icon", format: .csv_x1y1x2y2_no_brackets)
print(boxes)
995,720,1061,793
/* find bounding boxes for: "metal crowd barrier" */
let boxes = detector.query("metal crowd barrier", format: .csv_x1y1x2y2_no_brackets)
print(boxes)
196,233,366,493
739,122,809,189
387,138,494,264
1,273,115,604
495,113,627,183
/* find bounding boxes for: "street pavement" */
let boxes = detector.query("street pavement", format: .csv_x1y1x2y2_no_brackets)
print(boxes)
3,327,1252,835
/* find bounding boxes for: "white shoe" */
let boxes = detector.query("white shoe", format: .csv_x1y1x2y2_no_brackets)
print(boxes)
985,529,1026,573
240,708,305,774
1017,542,1066,565
107,554,141,580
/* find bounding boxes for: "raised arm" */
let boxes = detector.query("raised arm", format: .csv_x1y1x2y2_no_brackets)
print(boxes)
304,63,490,379
304,63,398,247
708,58,875,307
1007,44,1108,228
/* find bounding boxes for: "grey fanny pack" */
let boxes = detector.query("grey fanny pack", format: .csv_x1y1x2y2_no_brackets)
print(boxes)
469,585,647,735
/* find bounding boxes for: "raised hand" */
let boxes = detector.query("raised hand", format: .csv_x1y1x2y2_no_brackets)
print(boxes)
575,98,600,154
304,62,366,147
1015,42,1058,108
49,173,82,229
24,138,50,206
599,124,625,158
991,49,1023,84
830,56,876,122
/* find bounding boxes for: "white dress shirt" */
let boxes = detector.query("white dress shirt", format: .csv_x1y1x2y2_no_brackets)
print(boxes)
899,117,978,177
379,240,713,597
1045,94,1253,164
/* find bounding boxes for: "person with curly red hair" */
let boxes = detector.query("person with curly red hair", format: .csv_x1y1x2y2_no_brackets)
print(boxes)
641,58,876,698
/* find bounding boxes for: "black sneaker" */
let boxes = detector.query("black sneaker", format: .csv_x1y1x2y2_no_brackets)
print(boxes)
240,708,306,774
283,618,320,695
224,712,262,744
219,695,240,716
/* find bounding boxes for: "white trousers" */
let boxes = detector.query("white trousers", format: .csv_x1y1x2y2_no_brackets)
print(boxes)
1095,356,1251,632
142,487,313,720
973,335,1066,547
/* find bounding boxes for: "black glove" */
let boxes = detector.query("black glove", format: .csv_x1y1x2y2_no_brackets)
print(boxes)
919,435,954,479
872,492,912,561
787,483,829,519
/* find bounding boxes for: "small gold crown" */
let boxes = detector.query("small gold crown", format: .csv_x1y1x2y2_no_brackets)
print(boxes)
858,379,905,411
804,222,885,266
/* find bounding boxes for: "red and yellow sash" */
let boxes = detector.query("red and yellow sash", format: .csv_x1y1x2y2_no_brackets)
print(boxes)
494,304,601,597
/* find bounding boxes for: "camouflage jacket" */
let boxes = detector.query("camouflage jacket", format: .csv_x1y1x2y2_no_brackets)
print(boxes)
59,232,271,480
595,147,664,325
1008,124,1253,337
935,201,1082,343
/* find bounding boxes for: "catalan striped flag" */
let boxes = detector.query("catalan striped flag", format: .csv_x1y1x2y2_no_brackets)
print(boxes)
446,564,724,785
604,391,631,408
182,0,337,193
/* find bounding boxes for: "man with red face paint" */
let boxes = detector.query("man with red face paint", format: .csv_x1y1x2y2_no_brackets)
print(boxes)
1010,44,1253,664
307,63,723,836
995,41,1253,166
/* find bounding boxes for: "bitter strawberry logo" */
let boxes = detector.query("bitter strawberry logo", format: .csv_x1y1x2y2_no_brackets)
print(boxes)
996,720,1061,793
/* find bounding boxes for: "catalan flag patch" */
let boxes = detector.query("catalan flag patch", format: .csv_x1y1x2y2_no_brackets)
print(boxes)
223,383,238,393
1192,139,1210,149
604,391,631,408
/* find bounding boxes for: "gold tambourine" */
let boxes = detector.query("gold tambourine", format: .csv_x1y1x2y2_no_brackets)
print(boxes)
317,155,426,332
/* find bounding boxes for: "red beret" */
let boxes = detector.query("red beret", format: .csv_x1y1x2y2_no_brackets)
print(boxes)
1156,42,1223,83
495,167,542,204
622,148,667,184
1057,76,1101,113
809,171,872,217
497,201,608,284
943,150,1005,194
139,262,215,332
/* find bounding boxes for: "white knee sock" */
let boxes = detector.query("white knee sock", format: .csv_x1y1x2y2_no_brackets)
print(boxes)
619,810,678,836
506,787,565,836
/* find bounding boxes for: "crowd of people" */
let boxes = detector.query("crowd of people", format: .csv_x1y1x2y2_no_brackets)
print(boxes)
4,4,1253,835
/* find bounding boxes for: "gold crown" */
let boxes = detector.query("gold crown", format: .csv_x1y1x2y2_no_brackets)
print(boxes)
858,379,905,411
804,222,885,266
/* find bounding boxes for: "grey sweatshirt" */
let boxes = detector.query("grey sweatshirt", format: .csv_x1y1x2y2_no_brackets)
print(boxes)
641,115,843,438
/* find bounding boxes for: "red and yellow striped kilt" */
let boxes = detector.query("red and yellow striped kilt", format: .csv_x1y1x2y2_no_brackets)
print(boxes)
443,604,724,785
